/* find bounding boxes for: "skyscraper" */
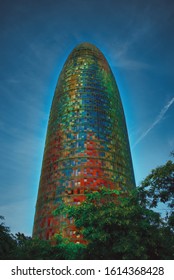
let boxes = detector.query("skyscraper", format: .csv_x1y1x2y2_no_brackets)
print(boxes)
33,42,135,242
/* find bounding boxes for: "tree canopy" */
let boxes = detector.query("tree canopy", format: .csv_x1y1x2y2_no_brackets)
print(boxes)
1,154,174,259
56,187,173,259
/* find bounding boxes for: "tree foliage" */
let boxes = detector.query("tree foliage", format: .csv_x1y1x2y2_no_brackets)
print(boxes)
138,157,174,228
0,216,16,259
59,188,174,259
0,217,84,260
1,154,174,259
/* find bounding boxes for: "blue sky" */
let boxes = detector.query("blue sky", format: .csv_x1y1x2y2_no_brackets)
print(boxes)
0,0,174,236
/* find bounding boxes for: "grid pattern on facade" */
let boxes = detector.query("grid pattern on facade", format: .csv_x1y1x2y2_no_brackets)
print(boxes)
33,43,135,242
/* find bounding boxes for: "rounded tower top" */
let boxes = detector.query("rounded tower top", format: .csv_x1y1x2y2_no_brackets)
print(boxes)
64,42,108,72
68,42,104,57
74,42,99,50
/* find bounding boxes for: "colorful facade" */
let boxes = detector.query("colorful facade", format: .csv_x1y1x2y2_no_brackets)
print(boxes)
33,42,135,242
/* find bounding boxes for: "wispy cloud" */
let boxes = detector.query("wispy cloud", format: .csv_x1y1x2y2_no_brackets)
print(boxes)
133,97,174,148
106,20,152,70
114,58,149,70
109,39,150,71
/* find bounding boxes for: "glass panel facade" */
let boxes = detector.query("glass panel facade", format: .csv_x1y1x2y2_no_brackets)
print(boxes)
33,43,135,242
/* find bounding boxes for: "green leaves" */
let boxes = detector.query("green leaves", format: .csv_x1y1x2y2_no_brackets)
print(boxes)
0,216,16,260
138,157,174,226
1,155,174,260
54,176,174,259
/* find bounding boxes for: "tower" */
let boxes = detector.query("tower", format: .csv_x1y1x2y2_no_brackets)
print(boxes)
33,43,135,242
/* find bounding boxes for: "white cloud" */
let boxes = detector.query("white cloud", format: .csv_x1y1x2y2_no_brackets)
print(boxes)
133,97,174,148
106,21,152,71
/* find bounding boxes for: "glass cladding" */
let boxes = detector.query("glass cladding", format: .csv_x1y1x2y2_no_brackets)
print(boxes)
33,43,135,242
